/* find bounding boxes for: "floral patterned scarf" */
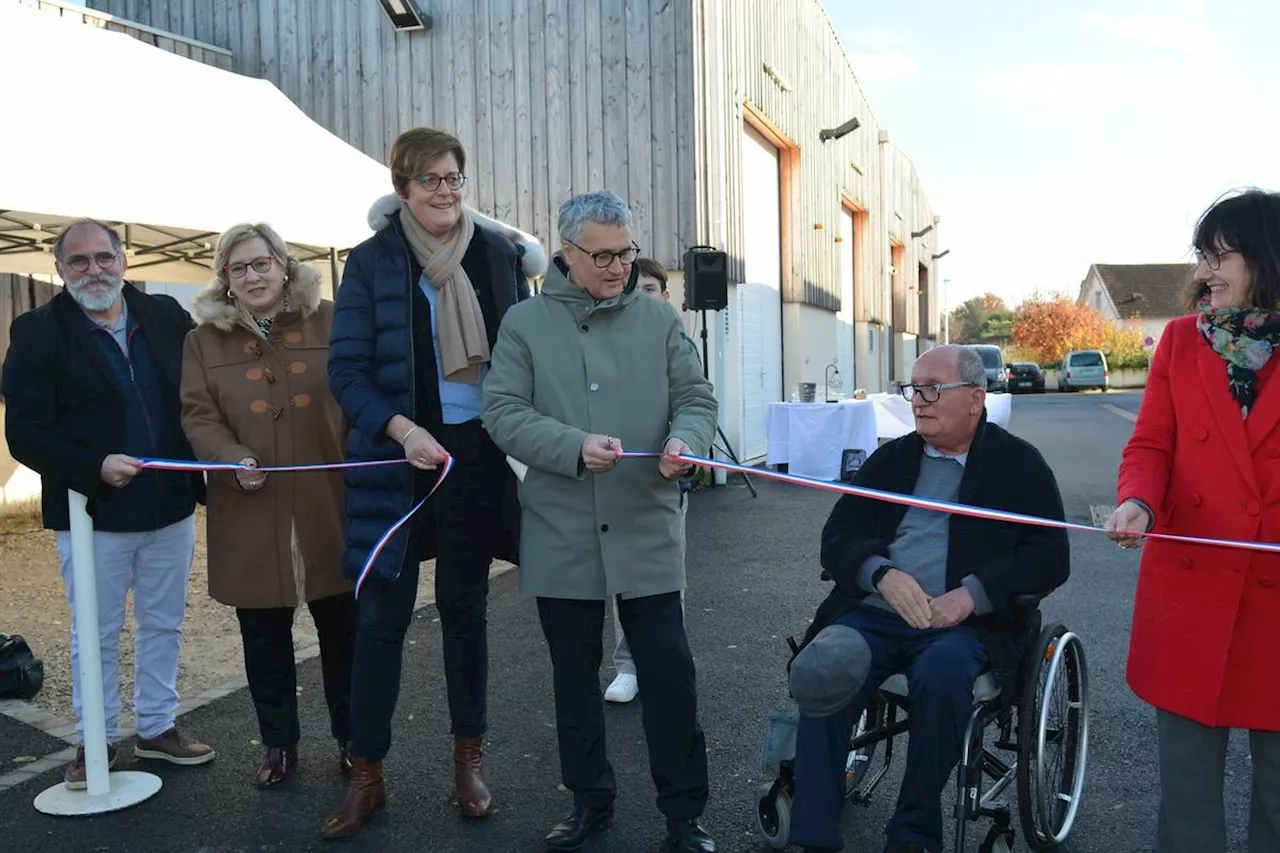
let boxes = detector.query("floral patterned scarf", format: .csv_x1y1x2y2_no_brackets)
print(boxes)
1196,294,1280,416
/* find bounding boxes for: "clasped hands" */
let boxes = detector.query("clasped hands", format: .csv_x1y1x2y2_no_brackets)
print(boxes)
581,434,692,479
876,568,975,630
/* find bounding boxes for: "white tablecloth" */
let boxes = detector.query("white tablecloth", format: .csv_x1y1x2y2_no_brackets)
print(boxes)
764,400,879,481
866,391,1012,439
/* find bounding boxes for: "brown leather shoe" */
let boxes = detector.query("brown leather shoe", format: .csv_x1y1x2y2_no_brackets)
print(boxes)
321,756,385,839
453,735,493,818
255,745,297,790
338,742,353,777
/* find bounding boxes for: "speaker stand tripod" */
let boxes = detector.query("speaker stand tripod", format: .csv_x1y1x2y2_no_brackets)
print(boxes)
699,310,757,498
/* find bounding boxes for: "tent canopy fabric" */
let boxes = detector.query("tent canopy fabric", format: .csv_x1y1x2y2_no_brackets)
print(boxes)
0,4,393,285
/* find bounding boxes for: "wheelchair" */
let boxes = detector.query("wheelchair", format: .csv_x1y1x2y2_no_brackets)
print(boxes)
754,596,1090,853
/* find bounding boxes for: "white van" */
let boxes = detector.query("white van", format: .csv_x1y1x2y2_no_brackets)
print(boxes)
1060,349,1108,392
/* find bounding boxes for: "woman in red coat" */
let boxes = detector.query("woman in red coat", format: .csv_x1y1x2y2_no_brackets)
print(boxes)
1106,188,1280,853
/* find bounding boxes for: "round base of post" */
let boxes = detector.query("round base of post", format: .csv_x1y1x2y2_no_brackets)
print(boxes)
33,770,162,816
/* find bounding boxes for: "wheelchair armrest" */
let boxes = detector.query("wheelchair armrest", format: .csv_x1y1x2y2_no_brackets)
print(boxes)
1011,594,1043,611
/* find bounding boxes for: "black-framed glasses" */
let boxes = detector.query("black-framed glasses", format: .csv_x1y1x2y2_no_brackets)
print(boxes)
566,239,640,269
899,381,977,403
1195,247,1237,271
226,256,275,279
416,172,466,192
64,252,119,273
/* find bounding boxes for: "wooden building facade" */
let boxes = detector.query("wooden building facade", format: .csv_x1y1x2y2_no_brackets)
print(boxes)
84,0,942,463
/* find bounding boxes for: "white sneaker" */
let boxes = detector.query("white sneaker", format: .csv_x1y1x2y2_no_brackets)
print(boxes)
605,673,639,703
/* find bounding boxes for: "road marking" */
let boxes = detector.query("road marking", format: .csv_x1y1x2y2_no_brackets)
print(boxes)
1100,403,1137,423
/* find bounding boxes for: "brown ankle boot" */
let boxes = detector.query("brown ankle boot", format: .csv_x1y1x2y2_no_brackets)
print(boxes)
453,735,493,818
320,756,385,839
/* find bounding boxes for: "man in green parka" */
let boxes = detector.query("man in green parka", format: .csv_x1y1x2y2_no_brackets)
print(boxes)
482,191,719,853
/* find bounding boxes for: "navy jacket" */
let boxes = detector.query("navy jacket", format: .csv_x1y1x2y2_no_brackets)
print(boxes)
2,286,205,531
328,212,530,582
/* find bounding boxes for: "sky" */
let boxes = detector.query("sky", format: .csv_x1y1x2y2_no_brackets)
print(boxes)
826,0,1280,311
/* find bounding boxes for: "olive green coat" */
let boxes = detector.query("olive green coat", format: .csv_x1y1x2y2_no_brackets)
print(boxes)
482,257,717,600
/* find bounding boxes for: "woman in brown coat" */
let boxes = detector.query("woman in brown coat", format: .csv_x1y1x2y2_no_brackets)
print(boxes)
180,222,354,790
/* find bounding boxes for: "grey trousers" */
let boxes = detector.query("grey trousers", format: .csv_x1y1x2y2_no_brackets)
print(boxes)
1156,708,1280,853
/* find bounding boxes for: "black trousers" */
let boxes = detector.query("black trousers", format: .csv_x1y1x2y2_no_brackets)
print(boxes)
235,591,356,748
537,591,709,819
348,419,503,759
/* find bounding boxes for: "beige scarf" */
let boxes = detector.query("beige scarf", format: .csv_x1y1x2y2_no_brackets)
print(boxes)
399,201,490,384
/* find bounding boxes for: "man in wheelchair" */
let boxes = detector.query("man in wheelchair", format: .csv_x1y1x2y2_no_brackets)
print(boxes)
786,345,1070,853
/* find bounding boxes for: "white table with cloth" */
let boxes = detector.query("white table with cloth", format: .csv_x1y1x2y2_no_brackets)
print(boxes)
763,400,879,481
762,393,1013,481
866,391,1013,439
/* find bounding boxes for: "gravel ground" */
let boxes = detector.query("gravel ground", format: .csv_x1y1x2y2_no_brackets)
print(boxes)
0,505,446,731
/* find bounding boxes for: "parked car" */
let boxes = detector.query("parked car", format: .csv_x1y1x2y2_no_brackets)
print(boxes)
965,344,1008,392
1007,361,1046,393
1060,349,1109,392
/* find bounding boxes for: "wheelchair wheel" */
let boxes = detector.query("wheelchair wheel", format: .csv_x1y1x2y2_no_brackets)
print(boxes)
844,697,883,796
755,779,792,850
1016,624,1090,851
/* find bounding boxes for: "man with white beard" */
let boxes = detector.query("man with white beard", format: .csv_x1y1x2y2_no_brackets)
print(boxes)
2,219,215,788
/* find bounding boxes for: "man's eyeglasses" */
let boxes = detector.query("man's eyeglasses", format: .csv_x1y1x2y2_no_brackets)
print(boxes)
1195,247,1237,271
416,172,467,192
566,239,640,269
899,382,978,403
226,256,275,279
64,252,119,274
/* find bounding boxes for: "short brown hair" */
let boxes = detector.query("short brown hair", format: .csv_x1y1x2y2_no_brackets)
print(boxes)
635,258,667,292
388,127,467,195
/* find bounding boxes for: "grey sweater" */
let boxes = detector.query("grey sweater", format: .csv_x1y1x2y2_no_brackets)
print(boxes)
857,447,993,615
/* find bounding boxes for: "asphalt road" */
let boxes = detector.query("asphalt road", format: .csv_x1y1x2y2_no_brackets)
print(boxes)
0,391,1258,852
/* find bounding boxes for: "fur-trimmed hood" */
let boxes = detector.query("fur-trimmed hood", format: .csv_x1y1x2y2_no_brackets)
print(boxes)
191,260,323,332
366,193,549,279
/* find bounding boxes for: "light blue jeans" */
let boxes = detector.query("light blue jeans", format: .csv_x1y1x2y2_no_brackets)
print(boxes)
55,514,196,741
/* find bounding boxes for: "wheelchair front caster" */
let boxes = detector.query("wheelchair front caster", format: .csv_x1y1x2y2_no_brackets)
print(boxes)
754,779,792,850
979,825,1015,853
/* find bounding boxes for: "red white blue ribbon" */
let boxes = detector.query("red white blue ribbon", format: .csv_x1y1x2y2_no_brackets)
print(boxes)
139,454,455,598
139,457,407,473
618,449,1280,555
354,454,455,599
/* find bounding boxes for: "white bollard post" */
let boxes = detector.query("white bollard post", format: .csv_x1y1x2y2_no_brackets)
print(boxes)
33,491,162,816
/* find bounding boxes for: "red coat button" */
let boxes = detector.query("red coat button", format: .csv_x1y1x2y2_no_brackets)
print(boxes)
1191,493,1202,507
1261,579,1276,589
1247,501,1261,516
1179,557,1193,569
1193,428,1209,441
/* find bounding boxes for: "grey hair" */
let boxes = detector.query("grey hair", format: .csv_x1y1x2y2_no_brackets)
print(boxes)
954,346,988,387
53,218,124,264
557,191,633,244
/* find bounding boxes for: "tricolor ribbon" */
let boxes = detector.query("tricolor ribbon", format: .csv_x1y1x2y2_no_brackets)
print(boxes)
354,454,455,599
139,457,407,473
618,449,1280,556
139,454,455,598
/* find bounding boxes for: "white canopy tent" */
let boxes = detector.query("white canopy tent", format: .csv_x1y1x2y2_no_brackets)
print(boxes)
0,3,392,289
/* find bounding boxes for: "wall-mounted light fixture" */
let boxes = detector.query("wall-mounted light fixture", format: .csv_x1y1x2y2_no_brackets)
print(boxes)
910,223,934,239
931,249,950,260
377,0,432,31
819,116,861,142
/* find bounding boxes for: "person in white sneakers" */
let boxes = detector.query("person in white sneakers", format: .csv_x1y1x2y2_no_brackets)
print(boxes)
605,258,696,705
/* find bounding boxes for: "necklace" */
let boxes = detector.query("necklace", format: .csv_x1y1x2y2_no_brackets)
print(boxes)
253,315,273,335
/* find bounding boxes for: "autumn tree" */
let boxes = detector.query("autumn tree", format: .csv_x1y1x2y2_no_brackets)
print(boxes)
948,293,1008,344
1011,296,1107,364
1101,316,1149,368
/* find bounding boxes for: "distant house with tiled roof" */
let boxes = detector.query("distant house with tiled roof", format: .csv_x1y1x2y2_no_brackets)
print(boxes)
1077,263,1195,349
